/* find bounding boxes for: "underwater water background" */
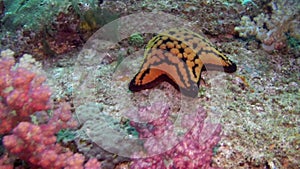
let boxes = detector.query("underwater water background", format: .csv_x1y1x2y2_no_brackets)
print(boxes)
0,0,299,169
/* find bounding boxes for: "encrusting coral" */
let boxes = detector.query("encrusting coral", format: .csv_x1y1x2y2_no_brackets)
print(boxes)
0,49,101,169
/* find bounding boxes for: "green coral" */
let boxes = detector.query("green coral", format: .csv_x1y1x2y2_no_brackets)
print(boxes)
1,0,102,32
239,0,258,7
128,32,144,47
56,129,76,144
120,118,139,138
198,87,206,98
2,0,68,31
286,33,300,49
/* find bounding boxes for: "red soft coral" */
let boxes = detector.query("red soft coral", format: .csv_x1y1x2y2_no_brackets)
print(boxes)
0,54,101,168
2,103,101,169
0,56,51,134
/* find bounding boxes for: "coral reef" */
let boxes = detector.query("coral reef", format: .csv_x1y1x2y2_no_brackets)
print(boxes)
128,32,144,47
0,50,51,134
0,0,118,58
0,0,298,168
74,103,133,169
1,0,70,31
75,139,131,169
0,50,101,168
205,40,299,168
3,107,79,168
0,154,13,169
3,118,101,169
234,0,300,51
130,105,222,169
126,0,242,38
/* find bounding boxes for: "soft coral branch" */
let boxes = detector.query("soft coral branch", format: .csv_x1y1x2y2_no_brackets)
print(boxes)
0,50,101,168
0,54,51,134
130,103,221,169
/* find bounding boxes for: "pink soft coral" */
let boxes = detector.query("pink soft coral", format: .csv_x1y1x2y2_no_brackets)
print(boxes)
0,55,51,134
130,103,221,169
0,53,101,168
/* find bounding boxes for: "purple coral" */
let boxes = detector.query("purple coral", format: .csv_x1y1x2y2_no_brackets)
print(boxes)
130,103,221,169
